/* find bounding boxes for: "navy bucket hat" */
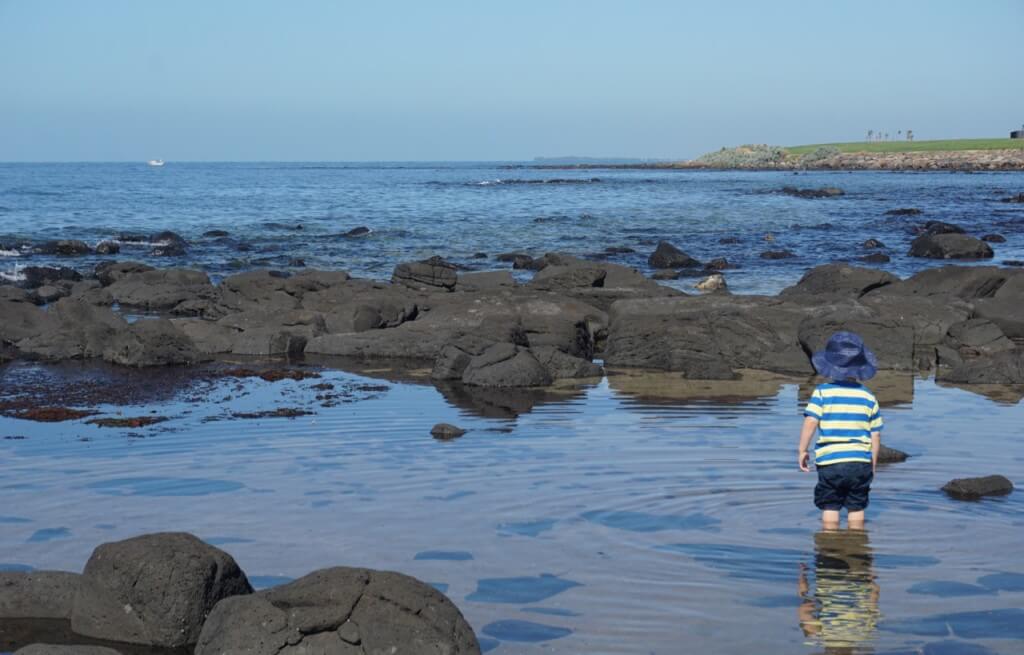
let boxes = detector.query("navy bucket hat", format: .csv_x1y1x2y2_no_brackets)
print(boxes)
812,331,878,381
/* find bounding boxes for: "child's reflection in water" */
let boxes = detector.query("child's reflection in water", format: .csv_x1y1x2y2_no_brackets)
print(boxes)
798,529,880,654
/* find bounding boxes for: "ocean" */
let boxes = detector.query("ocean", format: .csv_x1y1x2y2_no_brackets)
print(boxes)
1,163,1023,654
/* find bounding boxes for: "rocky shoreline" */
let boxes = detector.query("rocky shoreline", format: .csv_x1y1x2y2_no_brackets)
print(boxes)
521,147,1024,171
2,244,1024,389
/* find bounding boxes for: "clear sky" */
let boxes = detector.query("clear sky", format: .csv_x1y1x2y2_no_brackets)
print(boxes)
1,0,1022,161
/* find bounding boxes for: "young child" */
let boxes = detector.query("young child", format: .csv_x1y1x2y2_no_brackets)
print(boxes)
798,331,883,529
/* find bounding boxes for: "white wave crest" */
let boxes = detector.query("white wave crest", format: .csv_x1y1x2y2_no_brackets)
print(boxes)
1,264,26,283
0,248,21,257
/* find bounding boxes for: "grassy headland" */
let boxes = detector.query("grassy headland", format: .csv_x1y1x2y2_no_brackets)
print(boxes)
785,138,1024,155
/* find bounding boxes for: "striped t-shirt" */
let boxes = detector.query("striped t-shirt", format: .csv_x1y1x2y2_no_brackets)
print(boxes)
803,381,883,466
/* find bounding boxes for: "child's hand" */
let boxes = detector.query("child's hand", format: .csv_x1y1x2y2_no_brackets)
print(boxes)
798,450,810,472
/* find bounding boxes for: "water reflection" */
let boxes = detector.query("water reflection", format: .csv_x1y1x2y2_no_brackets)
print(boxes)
798,529,880,654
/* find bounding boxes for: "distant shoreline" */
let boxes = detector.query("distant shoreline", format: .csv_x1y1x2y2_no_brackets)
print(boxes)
522,139,1024,171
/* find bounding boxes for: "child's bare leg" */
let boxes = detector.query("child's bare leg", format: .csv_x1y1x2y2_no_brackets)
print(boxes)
847,510,865,529
821,510,840,529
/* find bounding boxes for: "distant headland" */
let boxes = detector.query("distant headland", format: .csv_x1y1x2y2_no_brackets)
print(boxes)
526,138,1024,171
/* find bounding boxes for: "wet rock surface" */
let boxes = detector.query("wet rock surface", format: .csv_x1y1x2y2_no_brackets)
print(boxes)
195,567,480,655
908,233,994,259
1,533,478,653
941,475,1014,499
431,423,467,440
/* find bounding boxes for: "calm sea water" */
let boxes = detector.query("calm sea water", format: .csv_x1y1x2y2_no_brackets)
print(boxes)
1,163,1023,293
1,363,1023,654
1,164,1024,653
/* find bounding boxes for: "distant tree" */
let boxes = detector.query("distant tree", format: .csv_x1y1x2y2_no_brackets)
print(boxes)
897,130,902,138
907,130,914,141
866,129,874,142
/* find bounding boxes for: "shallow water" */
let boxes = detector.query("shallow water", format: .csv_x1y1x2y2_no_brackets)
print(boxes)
1,362,1022,654
2,163,1023,294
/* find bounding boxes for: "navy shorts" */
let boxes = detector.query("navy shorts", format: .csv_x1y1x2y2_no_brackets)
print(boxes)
814,462,873,511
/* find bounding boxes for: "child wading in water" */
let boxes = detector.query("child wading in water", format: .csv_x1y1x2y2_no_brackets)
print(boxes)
798,332,883,529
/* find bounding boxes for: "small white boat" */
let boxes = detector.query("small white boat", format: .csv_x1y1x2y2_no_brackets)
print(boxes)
147,159,165,167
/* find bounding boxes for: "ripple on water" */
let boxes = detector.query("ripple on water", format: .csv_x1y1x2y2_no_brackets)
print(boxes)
497,519,556,538
27,527,71,543
581,509,720,532
414,550,474,561
976,571,1024,592
86,477,244,496
907,580,997,597
482,619,573,643
466,574,582,604
883,607,1024,640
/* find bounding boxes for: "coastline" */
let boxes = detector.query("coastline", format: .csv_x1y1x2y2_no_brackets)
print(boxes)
517,147,1024,171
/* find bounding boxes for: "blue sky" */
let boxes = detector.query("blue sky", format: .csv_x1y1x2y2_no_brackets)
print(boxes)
1,1,1022,161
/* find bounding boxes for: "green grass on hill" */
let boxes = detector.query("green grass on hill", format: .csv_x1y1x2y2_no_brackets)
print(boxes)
785,138,1024,155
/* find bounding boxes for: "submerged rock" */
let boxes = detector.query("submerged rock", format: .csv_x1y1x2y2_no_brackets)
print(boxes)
342,226,371,238
863,238,885,249
941,475,1014,499
780,186,844,198
431,423,467,440
877,444,909,464
909,233,994,259
884,207,922,216
70,532,252,648
94,240,120,255
983,234,1007,243
33,240,92,256
760,250,796,259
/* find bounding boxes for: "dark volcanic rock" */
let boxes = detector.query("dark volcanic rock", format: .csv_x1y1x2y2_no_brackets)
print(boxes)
461,343,553,388
203,229,230,237
70,532,252,648
34,240,92,256
457,270,516,292
94,261,154,286
781,264,899,299
94,240,120,255
22,266,82,289
780,186,844,199
908,233,994,259
885,208,922,216
101,319,205,367
530,345,603,379
651,269,680,280
940,349,1024,384
1000,193,1024,203
431,423,467,440
704,257,732,271
342,226,371,238
195,567,480,655
798,305,915,371
148,231,189,257
974,274,1024,338
982,234,1006,243
16,299,124,361
604,295,813,377
760,250,796,259
920,220,966,236
878,444,909,464
941,475,1014,499
528,265,606,291
0,571,81,619
106,268,214,310
944,318,1015,360
863,238,885,249
14,646,122,655
860,253,891,264
648,241,700,269
393,256,458,291
877,266,1015,300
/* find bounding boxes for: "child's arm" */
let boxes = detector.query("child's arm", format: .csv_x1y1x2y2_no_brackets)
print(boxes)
798,416,818,472
871,432,880,472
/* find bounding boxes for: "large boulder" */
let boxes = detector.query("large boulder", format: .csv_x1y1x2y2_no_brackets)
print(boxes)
974,273,1024,338
1,298,57,346
22,266,82,289
939,349,1024,384
461,343,553,388
94,261,154,286
648,241,700,269
527,264,606,292
943,318,1015,360
70,532,252,648
908,233,994,259
392,256,457,291
16,299,125,361
604,295,814,378
780,264,899,299
195,567,480,655
797,304,915,371
101,319,206,367
218,270,300,313
105,269,215,310
872,266,1016,300
0,571,81,620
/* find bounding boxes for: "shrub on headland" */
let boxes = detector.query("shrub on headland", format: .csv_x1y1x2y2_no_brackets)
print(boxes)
798,145,840,166
694,144,788,168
